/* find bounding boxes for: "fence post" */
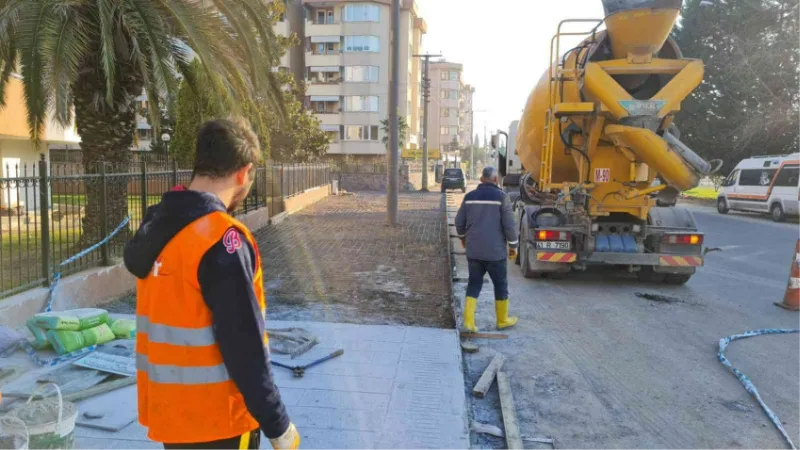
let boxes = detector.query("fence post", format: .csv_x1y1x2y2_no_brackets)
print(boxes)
140,161,148,221
171,159,179,188
38,154,51,287
99,160,110,266
280,164,284,199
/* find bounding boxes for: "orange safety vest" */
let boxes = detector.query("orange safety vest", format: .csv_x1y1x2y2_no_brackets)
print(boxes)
135,212,266,444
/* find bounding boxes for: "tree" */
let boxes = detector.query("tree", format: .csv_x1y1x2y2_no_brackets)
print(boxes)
172,60,232,167
264,74,329,163
172,56,328,164
381,115,409,152
672,0,799,174
0,0,285,244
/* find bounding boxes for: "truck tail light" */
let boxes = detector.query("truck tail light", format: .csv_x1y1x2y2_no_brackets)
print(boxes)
537,230,572,241
663,234,704,245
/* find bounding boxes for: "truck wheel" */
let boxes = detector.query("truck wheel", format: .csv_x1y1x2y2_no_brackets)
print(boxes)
520,243,541,279
637,266,665,283
717,198,729,214
664,273,692,285
770,203,785,222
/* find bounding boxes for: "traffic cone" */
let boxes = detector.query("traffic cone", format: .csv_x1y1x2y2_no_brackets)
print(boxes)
776,239,800,311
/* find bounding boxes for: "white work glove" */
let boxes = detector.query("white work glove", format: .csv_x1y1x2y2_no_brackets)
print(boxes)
270,423,300,449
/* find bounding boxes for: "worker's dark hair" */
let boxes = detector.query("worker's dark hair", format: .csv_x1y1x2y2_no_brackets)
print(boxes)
193,117,261,179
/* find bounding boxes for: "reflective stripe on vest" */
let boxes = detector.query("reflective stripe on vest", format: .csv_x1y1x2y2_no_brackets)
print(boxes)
137,316,217,347
136,353,230,384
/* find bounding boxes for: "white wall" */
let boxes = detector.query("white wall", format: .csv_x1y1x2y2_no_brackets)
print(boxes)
0,138,47,210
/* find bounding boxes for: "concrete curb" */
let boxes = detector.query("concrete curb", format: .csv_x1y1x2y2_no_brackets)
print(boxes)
269,211,289,225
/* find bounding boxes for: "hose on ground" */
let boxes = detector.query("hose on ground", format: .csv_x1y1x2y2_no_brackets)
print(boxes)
718,328,800,449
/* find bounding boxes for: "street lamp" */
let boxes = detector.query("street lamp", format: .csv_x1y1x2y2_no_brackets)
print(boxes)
161,132,171,156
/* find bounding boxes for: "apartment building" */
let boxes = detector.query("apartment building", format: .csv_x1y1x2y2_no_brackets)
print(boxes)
428,60,474,160
303,0,426,162
0,75,80,210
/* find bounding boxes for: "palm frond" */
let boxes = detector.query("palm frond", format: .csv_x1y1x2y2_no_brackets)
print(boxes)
0,41,16,109
17,0,52,143
96,0,117,104
42,4,88,125
125,0,177,95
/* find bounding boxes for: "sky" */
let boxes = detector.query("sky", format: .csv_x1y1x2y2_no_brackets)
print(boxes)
417,0,605,141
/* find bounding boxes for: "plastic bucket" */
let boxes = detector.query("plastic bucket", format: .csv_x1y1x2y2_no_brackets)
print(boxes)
0,415,29,449
1,384,77,449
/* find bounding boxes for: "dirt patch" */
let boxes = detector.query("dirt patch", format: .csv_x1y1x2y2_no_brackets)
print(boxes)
257,192,454,328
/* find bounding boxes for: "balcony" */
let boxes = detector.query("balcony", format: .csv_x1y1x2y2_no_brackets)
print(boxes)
315,113,342,126
305,52,342,67
305,21,343,37
307,83,342,97
275,20,289,37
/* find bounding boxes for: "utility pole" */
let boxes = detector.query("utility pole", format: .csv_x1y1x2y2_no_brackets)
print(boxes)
469,109,487,179
413,52,441,191
387,0,400,225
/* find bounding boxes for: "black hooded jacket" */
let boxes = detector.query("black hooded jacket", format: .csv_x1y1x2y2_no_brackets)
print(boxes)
124,190,290,439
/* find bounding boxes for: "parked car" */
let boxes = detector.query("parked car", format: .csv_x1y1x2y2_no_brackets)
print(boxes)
441,168,466,193
717,153,799,222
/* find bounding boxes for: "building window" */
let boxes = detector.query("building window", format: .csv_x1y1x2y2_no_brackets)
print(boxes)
450,126,459,136
343,125,379,141
138,129,151,140
440,70,460,81
344,36,379,52
344,66,379,82
441,108,449,117
309,100,339,114
440,126,449,135
343,4,380,22
325,130,340,143
315,9,334,24
311,41,339,55
343,96,379,112
440,89,458,100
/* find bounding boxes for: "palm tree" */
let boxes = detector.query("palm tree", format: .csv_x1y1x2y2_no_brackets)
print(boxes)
380,115,409,152
0,0,285,244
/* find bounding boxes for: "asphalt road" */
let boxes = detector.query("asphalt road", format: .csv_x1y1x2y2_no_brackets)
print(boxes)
452,188,800,449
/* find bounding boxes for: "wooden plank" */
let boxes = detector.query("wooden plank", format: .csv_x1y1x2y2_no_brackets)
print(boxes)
461,332,509,340
497,372,523,450
472,354,504,398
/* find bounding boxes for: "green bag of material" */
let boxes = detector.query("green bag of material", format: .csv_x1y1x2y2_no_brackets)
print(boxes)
25,319,52,350
46,323,115,355
32,308,109,331
109,319,136,339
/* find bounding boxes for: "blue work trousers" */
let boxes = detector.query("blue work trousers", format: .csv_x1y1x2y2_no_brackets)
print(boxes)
466,258,508,300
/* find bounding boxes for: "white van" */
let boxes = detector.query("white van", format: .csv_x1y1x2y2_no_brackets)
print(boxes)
717,153,799,222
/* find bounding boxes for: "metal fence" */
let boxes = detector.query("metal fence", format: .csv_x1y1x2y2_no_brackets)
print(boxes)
0,156,331,298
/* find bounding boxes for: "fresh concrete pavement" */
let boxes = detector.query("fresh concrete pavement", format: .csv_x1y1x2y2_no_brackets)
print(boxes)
450,185,800,449
73,321,468,449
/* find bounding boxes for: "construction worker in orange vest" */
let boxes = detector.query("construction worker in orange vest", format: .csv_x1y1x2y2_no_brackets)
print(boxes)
124,118,300,449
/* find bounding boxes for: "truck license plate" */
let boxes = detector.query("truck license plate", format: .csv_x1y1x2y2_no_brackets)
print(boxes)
536,241,571,250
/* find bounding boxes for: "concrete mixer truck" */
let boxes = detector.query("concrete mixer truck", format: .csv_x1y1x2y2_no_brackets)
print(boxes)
510,0,720,284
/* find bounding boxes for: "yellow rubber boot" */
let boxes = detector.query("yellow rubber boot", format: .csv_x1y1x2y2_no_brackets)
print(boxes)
495,299,518,330
463,296,478,332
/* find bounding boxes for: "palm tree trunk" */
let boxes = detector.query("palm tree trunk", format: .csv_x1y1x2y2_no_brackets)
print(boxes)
73,60,142,252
